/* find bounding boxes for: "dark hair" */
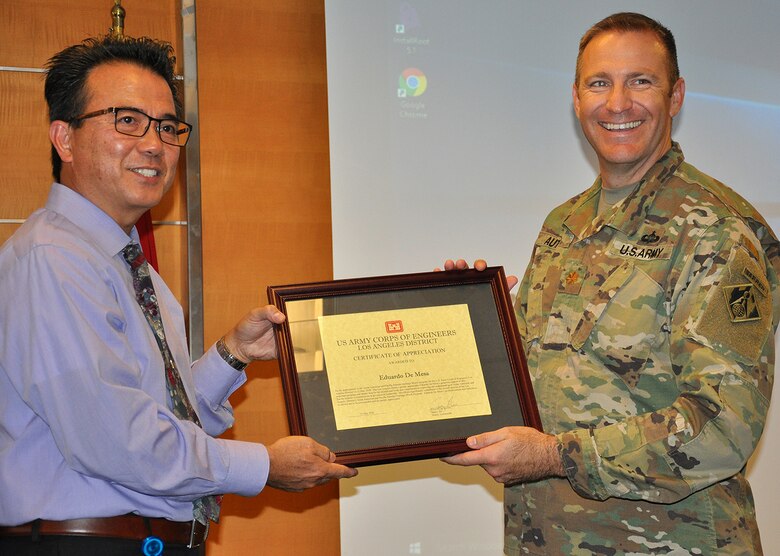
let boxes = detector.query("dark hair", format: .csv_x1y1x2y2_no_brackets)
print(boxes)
44,35,181,182
574,12,679,90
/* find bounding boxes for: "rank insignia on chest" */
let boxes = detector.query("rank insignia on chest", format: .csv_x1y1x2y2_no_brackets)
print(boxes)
723,284,760,323
559,262,586,294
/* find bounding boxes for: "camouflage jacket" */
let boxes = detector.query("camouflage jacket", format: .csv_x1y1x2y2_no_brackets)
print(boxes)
508,144,780,555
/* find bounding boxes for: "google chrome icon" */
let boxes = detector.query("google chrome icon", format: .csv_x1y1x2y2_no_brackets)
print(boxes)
398,68,427,97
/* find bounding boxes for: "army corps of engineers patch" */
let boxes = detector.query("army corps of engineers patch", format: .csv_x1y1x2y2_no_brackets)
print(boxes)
723,284,760,322
694,244,771,364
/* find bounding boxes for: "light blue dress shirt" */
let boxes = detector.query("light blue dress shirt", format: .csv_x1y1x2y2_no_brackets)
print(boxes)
0,183,269,526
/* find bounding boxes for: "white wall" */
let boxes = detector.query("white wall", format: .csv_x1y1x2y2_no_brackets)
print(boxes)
325,2,780,554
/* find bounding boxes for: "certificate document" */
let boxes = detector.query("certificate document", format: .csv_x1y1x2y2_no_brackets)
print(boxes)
318,304,492,430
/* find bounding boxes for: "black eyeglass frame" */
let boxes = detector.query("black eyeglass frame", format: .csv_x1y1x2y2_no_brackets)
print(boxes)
71,106,193,147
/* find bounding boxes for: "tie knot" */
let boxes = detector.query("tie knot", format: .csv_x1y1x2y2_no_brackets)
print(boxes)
121,242,147,270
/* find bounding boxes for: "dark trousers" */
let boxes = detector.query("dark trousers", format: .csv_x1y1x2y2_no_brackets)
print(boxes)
0,535,206,555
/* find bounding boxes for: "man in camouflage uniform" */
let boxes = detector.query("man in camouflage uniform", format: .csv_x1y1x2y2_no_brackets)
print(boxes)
443,12,779,555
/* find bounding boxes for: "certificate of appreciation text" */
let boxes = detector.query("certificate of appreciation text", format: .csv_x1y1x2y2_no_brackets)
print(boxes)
318,304,491,430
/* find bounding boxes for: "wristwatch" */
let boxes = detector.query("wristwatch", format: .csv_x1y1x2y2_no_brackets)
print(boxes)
216,337,248,371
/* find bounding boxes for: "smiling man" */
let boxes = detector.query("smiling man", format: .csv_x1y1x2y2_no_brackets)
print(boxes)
50,63,180,233
443,12,779,555
572,25,684,189
0,36,356,555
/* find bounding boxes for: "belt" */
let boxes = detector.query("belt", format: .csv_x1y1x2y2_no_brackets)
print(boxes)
0,515,209,548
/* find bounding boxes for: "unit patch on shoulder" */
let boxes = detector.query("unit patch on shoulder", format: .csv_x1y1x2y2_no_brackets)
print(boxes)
693,245,772,363
723,284,760,322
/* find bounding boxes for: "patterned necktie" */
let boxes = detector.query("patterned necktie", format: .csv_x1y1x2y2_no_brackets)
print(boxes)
122,242,221,525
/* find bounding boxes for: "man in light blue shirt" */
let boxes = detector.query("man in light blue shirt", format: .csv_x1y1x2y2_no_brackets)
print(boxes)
0,35,356,555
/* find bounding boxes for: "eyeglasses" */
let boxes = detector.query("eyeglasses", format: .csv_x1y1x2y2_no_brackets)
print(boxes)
71,107,192,147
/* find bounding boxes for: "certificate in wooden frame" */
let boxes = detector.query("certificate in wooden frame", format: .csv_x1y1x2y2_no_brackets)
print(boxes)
267,267,541,466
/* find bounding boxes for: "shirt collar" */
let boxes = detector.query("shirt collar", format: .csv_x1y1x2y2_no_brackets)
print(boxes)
45,182,139,257
563,142,685,240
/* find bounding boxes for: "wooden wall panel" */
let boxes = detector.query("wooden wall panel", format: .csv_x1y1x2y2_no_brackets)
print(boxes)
0,72,51,217
196,1,338,554
152,220,188,311
0,225,20,248
0,0,179,68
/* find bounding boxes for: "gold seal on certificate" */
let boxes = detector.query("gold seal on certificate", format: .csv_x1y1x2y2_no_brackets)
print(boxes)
268,267,541,466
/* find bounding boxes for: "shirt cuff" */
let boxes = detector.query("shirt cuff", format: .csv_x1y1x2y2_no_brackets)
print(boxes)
220,439,270,496
557,428,609,501
196,344,248,403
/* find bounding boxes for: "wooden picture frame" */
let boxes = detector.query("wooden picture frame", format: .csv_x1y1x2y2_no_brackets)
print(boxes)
267,267,540,466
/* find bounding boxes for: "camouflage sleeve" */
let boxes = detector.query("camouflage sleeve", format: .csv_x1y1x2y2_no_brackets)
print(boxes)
558,217,776,503
514,248,535,347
